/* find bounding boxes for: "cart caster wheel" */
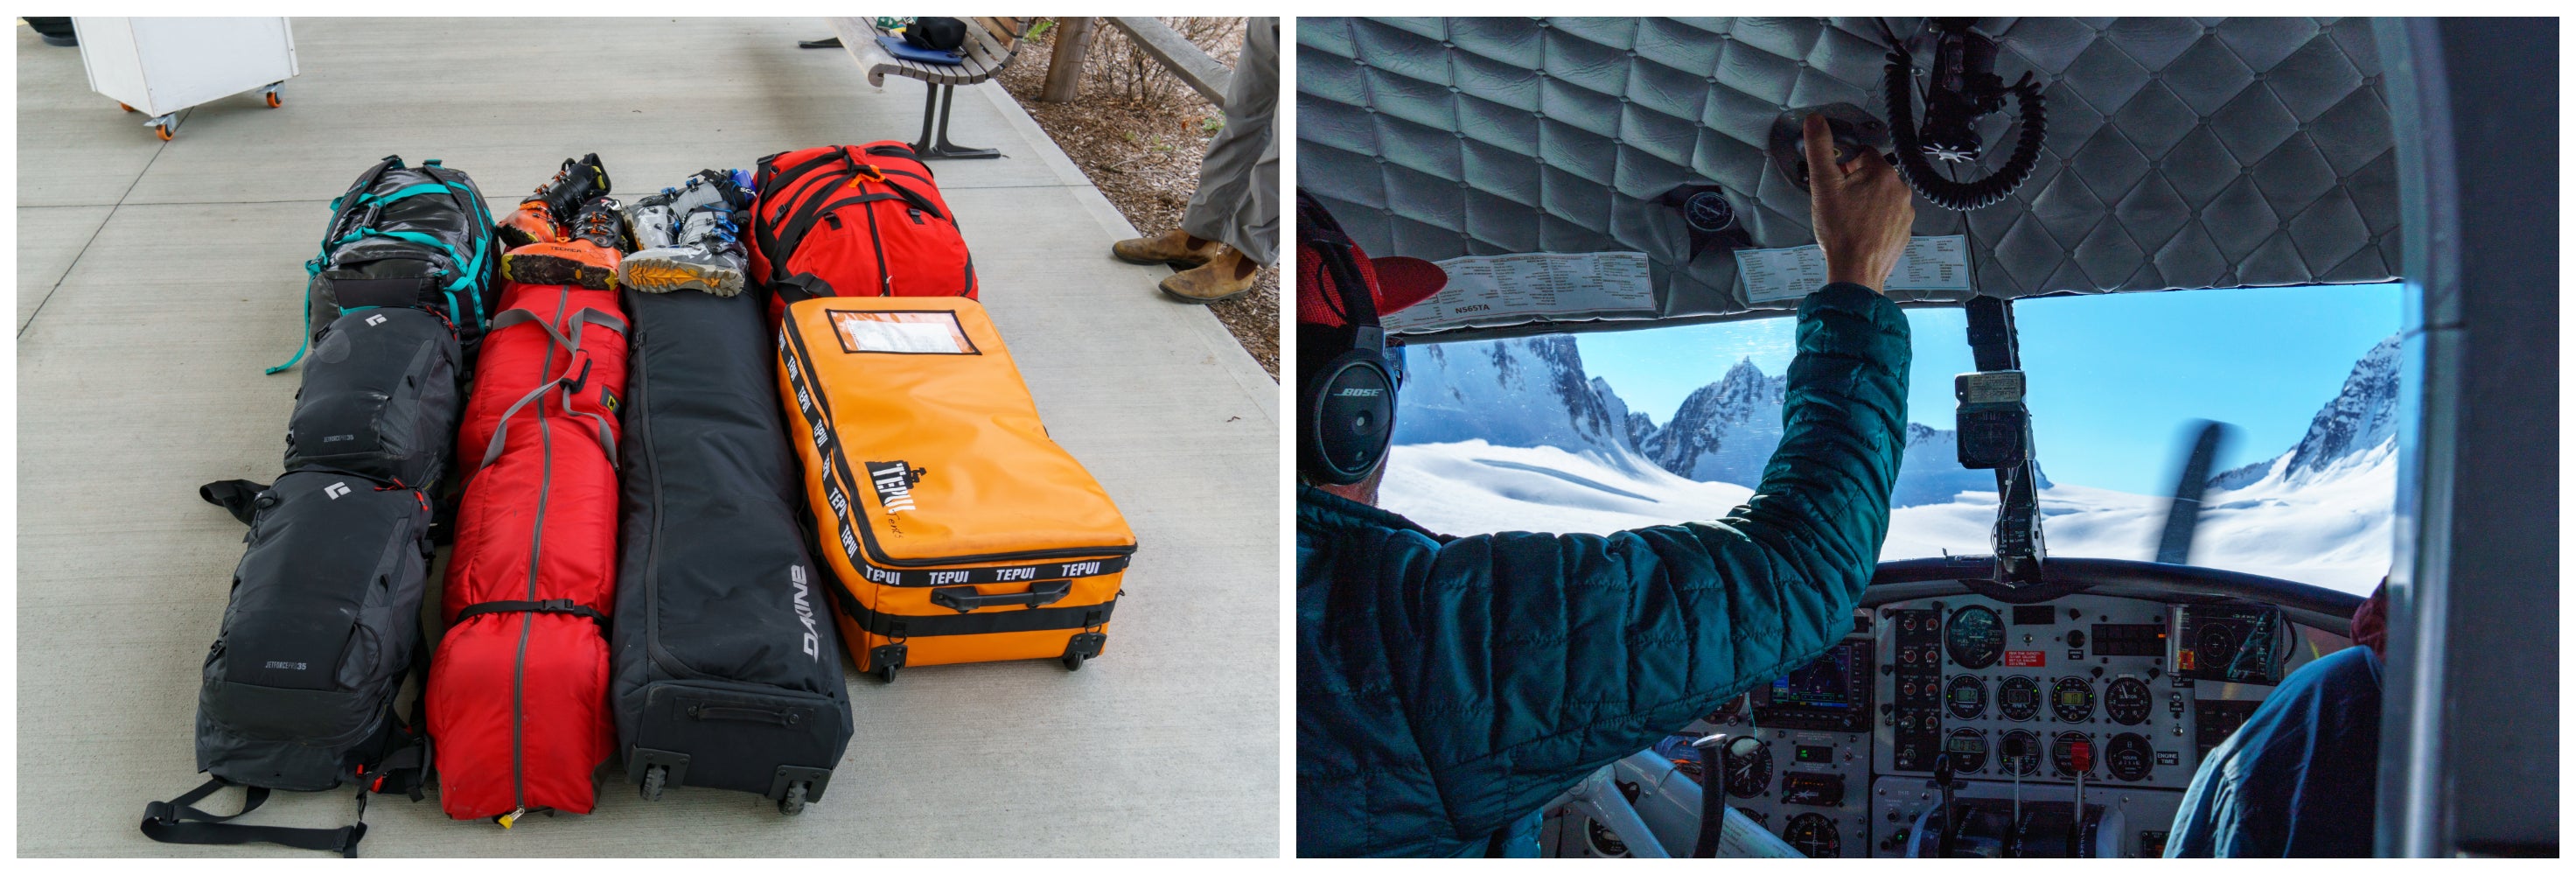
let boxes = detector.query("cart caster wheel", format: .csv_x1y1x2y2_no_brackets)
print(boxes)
876,663,898,683
778,782,808,816
266,92,282,108
119,102,136,113
640,764,668,802
154,123,173,142
1063,653,1087,671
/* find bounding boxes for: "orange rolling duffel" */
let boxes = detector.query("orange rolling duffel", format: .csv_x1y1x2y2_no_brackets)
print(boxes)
776,296,1136,682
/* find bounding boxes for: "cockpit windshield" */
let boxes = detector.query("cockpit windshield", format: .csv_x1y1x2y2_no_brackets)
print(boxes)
1380,284,2400,594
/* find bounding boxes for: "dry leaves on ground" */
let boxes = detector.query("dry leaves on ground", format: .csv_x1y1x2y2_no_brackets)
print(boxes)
995,18,1279,379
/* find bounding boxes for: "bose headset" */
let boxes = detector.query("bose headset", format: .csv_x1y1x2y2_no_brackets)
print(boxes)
1296,192,1397,486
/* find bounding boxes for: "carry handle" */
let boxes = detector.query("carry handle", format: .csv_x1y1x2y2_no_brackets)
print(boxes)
931,580,1072,613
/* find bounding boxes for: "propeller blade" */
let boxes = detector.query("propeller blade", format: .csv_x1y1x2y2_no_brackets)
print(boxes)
2154,420,2230,564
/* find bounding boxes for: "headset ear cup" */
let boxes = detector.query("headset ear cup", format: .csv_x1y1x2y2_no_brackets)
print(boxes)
1301,350,1397,485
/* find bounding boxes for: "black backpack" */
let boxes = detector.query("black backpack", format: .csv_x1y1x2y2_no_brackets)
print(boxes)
283,308,462,488
142,473,436,857
275,156,498,374
145,263,465,855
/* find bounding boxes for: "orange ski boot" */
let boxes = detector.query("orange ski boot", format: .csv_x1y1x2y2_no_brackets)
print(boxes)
503,196,626,290
496,153,611,249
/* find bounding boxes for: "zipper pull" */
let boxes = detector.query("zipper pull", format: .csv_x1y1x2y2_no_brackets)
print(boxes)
498,807,526,830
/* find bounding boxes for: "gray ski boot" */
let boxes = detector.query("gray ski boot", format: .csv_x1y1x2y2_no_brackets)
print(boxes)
621,206,749,296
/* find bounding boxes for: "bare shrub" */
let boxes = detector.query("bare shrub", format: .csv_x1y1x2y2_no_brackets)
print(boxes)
1078,17,1245,107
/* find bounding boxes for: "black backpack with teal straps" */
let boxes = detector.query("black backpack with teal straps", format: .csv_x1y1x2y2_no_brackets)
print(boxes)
274,156,499,374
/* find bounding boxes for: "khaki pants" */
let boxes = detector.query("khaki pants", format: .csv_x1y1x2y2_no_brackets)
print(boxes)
1179,17,1279,266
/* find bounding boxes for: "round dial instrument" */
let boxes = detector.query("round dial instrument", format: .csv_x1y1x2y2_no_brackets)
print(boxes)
1784,813,1840,858
1584,819,1630,857
2106,732,2154,781
2052,676,2096,723
1944,728,1988,774
2050,732,2096,778
1999,730,2043,776
2105,677,2153,725
1945,605,2005,668
1946,675,1987,720
1722,736,1771,799
1999,676,2042,721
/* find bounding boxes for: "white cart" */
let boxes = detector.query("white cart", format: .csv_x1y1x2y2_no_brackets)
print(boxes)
73,17,297,141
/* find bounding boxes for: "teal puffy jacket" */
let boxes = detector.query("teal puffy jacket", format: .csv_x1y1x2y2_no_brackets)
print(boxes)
1296,284,1911,857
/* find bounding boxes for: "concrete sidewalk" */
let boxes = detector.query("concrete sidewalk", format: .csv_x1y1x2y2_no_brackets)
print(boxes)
17,18,1277,857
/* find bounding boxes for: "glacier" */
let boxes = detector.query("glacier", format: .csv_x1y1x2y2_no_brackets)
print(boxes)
1381,332,2402,595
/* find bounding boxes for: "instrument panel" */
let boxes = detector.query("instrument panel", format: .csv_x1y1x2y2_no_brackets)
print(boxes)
1663,595,2344,858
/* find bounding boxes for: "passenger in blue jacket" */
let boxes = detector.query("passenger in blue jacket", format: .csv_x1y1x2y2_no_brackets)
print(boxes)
1296,115,1921,857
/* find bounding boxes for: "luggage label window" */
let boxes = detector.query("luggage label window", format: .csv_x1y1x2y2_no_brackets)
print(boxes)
827,310,978,355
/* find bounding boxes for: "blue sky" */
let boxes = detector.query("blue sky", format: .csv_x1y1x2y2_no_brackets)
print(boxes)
1576,284,2404,494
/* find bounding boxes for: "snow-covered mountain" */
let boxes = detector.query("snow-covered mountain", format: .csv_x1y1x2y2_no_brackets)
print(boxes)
1399,341,2037,508
1379,333,2400,595
1638,358,1784,486
1392,335,1644,466
2209,334,2402,490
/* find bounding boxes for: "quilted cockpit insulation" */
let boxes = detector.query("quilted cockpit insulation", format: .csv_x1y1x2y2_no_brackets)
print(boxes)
1295,17,2398,335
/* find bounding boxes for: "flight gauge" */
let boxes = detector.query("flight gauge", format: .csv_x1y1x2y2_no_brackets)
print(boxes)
2000,676,2041,721
1998,730,2043,776
1946,675,1986,719
2104,676,2153,725
2106,732,2154,781
1784,813,1840,858
2052,676,2095,723
1945,605,2004,668
1945,728,1988,774
1723,737,1772,799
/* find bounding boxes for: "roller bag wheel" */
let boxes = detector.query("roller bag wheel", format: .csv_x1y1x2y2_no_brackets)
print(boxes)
613,288,852,811
776,297,1135,679
750,141,977,322
426,282,629,822
282,156,500,374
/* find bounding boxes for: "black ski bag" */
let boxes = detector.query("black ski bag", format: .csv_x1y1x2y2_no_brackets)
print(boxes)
611,288,854,811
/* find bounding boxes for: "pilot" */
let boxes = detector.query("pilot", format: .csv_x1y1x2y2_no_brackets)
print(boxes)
1297,115,1920,857
2165,580,2391,858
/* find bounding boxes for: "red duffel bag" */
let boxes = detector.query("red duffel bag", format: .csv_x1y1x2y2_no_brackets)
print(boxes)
427,281,628,824
749,141,976,320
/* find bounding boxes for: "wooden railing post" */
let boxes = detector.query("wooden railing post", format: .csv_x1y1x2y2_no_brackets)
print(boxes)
1041,17,1096,102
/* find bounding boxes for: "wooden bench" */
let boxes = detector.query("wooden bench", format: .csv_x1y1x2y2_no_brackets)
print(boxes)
822,17,1031,159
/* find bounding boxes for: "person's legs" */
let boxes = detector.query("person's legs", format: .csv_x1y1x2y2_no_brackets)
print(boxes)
1111,17,1280,303
1177,17,1279,266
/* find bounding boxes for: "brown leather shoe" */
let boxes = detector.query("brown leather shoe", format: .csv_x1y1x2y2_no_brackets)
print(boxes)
1113,229,1218,268
1159,249,1259,304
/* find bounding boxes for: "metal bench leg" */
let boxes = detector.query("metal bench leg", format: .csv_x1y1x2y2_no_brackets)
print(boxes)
913,84,1000,160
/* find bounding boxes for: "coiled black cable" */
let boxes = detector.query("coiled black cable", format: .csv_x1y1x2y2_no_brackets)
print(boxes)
1881,43,2048,211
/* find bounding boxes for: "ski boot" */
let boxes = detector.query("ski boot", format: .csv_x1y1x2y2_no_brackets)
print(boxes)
660,168,753,216
497,154,611,249
504,195,625,290
622,169,748,252
621,206,748,296
624,196,681,252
